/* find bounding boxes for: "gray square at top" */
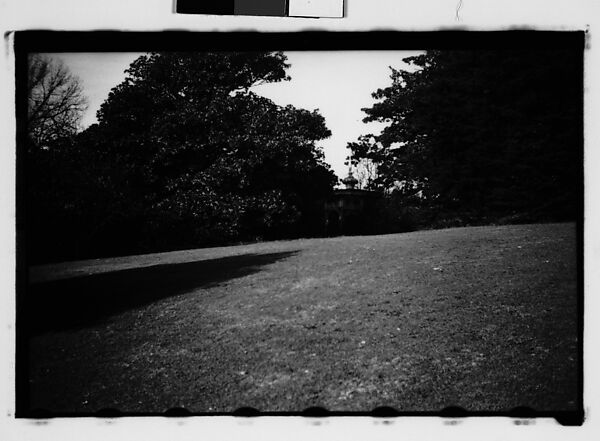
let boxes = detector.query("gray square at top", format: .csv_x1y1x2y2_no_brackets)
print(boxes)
234,0,287,16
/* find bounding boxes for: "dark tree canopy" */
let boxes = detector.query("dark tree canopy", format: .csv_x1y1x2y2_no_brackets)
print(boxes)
349,50,582,227
27,52,336,262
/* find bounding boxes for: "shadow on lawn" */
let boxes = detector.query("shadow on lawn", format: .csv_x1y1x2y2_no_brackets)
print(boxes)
24,251,298,334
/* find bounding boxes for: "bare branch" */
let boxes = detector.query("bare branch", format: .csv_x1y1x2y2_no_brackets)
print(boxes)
27,54,88,149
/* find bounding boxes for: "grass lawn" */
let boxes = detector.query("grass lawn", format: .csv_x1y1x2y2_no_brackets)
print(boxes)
24,222,579,413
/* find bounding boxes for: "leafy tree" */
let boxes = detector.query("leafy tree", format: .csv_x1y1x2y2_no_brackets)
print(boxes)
351,50,582,225
27,54,87,149
28,52,336,261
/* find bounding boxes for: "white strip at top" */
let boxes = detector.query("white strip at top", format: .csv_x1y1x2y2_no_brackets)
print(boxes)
288,0,344,18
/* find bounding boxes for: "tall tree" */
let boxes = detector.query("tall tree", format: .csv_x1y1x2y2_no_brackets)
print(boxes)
25,55,89,263
27,54,87,149
351,50,582,224
30,52,336,261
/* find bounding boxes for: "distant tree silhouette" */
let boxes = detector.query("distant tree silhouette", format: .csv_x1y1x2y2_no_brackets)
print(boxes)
345,136,381,190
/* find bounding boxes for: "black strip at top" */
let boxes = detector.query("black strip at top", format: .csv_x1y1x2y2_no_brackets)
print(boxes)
13,30,585,54
176,0,235,15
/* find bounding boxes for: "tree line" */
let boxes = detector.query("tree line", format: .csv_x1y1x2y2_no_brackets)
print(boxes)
348,49,582,231
24,49,582,263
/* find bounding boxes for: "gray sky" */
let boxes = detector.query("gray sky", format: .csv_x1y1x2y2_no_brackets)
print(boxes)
50,51,420,179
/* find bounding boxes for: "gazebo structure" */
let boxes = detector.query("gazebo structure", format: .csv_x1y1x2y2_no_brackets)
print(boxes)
324,169,381,236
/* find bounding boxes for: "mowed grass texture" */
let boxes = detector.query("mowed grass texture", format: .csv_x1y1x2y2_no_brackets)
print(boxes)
25,223,579,412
